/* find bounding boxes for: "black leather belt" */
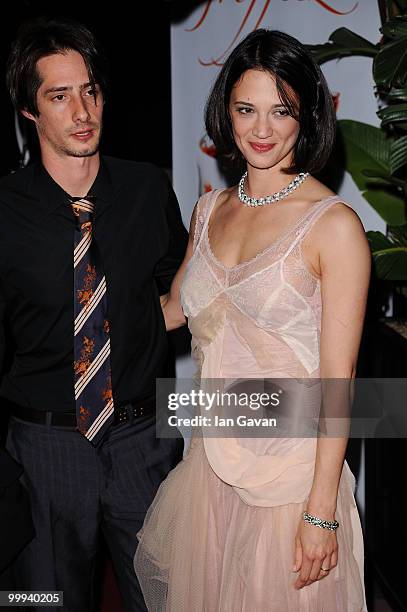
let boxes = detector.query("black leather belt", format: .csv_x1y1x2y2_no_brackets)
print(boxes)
10,397,156,428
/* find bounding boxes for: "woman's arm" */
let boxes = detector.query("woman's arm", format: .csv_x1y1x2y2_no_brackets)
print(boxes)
293,203,371,590
160,204,198,331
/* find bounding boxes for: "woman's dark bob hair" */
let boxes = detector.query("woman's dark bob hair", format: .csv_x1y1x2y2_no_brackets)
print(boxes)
205,29,336,175
6,16,109,117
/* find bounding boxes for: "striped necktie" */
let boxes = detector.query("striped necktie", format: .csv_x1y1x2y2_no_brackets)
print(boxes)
71,196,114,445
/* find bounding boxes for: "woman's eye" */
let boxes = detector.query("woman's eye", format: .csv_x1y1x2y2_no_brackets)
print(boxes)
275,109,289,117
236,107,253,114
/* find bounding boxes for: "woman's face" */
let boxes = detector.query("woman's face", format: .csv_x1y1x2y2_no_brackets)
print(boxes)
229,69,300,172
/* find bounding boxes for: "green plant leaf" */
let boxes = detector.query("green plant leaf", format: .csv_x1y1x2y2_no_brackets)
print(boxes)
387,87,407,101
381,16,407,39
377,103,407,126
338,121,405,225
394,0,407,12
366,230,393,253
388,223,407,244
374,38,407,88
364,189,406,225
367,230,394,250
306,28,376,63
367,228,407,279
339,120,391,190
373,249,407,279
329,28,376,49
362,169,404,186
390,135,407,173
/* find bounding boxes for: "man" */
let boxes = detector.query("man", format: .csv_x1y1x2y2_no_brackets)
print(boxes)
0,17,187,611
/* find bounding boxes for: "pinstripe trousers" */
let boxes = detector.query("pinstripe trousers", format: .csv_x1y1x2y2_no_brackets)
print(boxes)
6,413,184,612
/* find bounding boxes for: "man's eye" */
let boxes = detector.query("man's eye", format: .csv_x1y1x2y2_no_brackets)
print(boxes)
52,94,66,102
85,88,98,97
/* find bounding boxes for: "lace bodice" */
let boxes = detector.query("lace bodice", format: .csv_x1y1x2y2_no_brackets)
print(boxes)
181,188,346,378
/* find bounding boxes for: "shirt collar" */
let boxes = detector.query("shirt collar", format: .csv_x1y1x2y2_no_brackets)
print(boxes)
35,156,114,219
87,157,114,213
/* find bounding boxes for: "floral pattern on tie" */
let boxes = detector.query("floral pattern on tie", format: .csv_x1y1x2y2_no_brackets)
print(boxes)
77,264,97,307
78,405,91,432
102,373,113,403
74,336,95,376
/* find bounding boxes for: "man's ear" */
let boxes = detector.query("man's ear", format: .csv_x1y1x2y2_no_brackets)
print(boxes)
21,109,37,123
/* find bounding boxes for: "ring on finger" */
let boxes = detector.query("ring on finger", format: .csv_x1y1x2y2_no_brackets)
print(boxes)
320,567,330,572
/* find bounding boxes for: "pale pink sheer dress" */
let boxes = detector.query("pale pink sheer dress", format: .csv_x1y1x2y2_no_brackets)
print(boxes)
134,189,367,611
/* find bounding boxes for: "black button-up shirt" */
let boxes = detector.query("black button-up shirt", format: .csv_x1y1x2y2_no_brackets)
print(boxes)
0,156,188,412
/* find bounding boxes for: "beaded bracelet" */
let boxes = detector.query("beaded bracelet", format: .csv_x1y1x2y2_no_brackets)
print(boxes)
303,511,339,531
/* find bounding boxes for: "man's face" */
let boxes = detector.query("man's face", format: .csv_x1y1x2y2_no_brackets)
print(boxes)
23,50,103,158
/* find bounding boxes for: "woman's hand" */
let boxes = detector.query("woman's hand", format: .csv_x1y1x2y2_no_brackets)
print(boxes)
160,294,169,309
292,517,338,589
159,203,199,331
160,292,185,331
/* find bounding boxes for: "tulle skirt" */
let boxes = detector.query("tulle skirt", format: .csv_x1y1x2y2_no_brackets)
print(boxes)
134,436,366,611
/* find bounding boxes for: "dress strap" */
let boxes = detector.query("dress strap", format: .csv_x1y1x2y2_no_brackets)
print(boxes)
192,188,225,252
282,195,350,259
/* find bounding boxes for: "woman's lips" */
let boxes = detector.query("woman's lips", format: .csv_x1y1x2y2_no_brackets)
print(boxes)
249,142,275,153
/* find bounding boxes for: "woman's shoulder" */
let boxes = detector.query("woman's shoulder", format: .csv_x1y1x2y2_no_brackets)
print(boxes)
199,186,231,202
302,177,360,226
195,186,230,218
316,200,365,244
301,175,335,207
299,177,365,246
305,197,366,254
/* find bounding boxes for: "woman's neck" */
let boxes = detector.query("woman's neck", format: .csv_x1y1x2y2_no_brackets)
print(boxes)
243,164,297,199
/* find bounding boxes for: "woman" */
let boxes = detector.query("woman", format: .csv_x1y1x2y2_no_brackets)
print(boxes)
134,29,370,611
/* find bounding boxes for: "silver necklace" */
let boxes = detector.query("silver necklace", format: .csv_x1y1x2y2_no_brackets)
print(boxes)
238,171,310,207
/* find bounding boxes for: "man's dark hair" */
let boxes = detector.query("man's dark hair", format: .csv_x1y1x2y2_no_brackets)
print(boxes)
6,16,109,116
205,29,336,175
